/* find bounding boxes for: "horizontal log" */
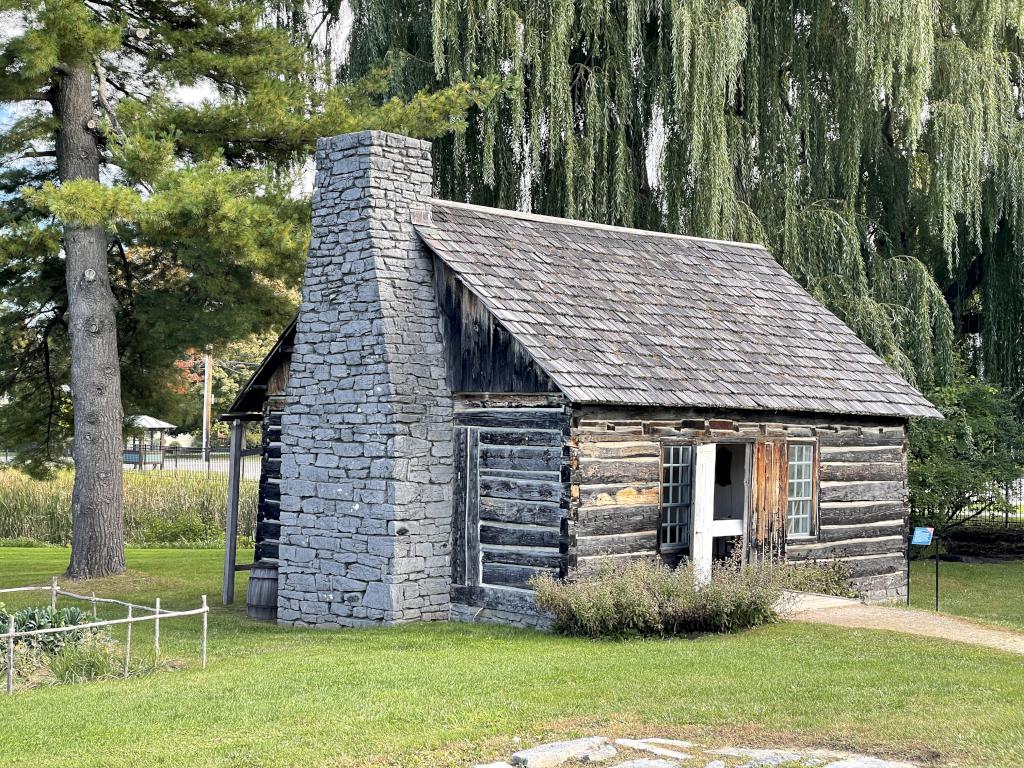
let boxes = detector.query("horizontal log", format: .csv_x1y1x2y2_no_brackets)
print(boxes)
479,497,565,527
819,480,905,503
260,481,280,502
577,458,660,485
479,429,563,447
819,501,906,526
452,585,540,612
482,562,557,589
480,523,563,549
480,445,562,472
456,394,568,410
255,520,281,540
258,498,280,521
577,531,658,557
819,462,904,482
818,431,905,447
579,483,660,509
574,440,661,460
819,446,903,463
255,539,279,561
818,521,905,543
482,547,564,569
575,504,661,537
479,476,567,503
455,409,568,430
834,554,906,578
787,536,904,560
480,468,561,482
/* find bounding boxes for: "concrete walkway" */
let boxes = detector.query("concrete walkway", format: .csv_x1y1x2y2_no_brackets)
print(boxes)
781,591,1024,655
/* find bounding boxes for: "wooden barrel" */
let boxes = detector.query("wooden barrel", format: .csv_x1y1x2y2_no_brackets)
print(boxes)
246,562,278,621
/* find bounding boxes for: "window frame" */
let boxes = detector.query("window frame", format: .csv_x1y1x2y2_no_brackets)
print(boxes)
658,441,695,554
785,440,818,540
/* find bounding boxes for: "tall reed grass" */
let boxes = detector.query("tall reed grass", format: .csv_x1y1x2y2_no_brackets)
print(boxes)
0,469,257,546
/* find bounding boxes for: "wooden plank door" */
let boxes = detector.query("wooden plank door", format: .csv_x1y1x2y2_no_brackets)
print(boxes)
747,440,788,562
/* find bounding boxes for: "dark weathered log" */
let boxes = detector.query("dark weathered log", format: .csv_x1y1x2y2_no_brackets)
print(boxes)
817,522,905,542
819,462,904,482
576,458,660,484
466,428,481,586
819,446,903,463
480,523,563,549
263,441,283,460
578,482,660,509
574,439,661,460
451,426,468,585
260,480,281,502
479,497,565,527
818,431,905,447
479,476,566,503
479,429,563,447
482,562,556,589
255,520,282,540
819,480,905,502
819,501,906,526
452,584,540,612
811,554,906,578
787,536,904,560
455,409,568,430
480,468,562,482
576,531,658,557
254,539,279,561
480,444,562,472
482,548,564,568
574,504,661,536
576,552,657,574
259,498,280,521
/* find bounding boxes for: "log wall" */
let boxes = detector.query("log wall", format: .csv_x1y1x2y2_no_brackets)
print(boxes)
569,407,910,603
448,395,569,628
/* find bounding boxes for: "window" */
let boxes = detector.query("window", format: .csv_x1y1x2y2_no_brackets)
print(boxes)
786,443,815,537
660,444,693,551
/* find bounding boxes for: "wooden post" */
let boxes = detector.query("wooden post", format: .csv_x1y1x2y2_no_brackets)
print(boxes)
154,597,160,661
200,595,208,670
50,577,58,610
91,591,97,620
222,419,244,605
5,613,13,695
124,605,132,677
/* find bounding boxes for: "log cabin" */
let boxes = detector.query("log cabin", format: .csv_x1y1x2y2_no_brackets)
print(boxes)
220,130,941,628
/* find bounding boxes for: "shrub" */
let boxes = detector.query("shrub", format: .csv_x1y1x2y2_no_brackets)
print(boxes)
1,605,88,654
779,559,861,599
533,554,786,638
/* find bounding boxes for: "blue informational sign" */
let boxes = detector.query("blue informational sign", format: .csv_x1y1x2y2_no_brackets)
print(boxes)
911,526,934,546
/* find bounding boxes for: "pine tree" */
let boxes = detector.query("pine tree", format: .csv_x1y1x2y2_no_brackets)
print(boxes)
0,0,494,577
348,1,1024,396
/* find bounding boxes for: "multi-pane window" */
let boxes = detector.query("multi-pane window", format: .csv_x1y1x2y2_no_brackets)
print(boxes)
787,443,815,537
660,444,693,551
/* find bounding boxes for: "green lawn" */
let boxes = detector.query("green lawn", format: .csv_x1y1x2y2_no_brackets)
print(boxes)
910,558,1024,630
1,548,1022,767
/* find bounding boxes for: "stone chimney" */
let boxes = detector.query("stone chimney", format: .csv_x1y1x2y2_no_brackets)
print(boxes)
277,132,454,627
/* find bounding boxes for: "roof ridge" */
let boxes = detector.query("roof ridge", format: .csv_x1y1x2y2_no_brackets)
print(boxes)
425,198,771,251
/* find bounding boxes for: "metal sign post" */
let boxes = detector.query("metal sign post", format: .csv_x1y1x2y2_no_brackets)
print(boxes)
910,526,936,610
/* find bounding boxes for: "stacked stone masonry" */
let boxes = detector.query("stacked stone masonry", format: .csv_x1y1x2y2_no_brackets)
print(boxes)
276,132,453,627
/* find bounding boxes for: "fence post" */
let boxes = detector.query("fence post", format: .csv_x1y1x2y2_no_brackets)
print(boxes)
200,595,208,670
124,605,132,677
91,592,97,620
154,597,160,662
50,577,57,610
5,613,14,695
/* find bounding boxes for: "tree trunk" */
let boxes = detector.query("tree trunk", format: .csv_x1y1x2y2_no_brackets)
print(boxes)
54,61,126,579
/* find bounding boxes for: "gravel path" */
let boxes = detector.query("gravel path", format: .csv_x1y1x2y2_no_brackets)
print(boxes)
788,602,1024,655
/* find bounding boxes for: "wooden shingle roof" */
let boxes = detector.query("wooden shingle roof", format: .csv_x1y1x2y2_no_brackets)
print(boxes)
416,200,941,419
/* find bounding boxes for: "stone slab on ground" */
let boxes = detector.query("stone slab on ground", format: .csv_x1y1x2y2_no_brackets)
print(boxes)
511,737,611,767
616,739,692,760
583,745,619,762
612,761,680,768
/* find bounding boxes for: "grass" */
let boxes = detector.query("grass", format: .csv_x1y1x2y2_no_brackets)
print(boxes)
0,468,257,546
0,548,1022,767
910,558,1024,630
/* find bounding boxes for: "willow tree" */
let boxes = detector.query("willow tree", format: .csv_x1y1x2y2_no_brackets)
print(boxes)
347,0,1024,395
0,0,494,577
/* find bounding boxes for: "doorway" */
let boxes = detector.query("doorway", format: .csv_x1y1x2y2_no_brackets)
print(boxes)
712,443,749,560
